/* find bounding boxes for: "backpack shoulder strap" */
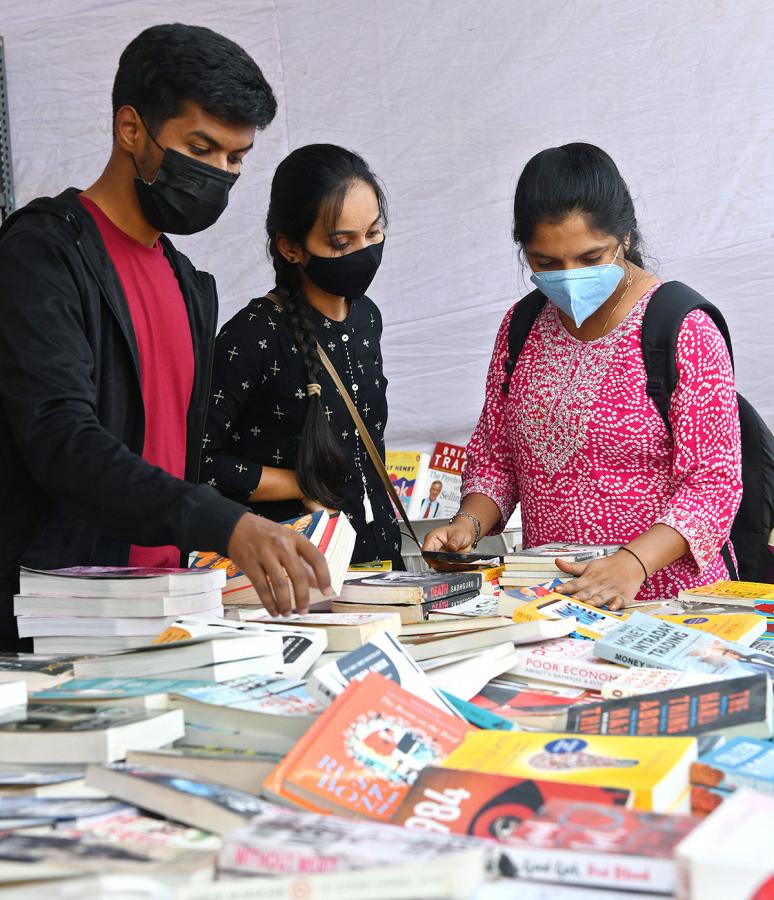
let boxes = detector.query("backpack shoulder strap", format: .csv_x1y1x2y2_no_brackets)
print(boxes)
502,289,547,394
641,280,734,433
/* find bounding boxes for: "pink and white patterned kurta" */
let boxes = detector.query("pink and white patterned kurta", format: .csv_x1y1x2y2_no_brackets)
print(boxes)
462,285,743,601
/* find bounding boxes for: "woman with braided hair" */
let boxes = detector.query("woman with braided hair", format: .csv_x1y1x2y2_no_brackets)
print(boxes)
202,144,402,568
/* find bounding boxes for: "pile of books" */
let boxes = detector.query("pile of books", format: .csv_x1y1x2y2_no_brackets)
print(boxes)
14,566,226,654
2,545,774,897
500,542,620,589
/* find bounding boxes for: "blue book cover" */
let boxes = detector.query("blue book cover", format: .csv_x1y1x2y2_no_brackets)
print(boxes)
595,612,774,677
692,736,774,794
32,677,209,700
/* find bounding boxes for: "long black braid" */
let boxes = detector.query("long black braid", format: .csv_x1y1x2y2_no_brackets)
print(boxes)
265,144,387,508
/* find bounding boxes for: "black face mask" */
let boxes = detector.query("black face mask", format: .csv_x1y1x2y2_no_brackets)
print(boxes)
302,239,385,298
132,131,239,235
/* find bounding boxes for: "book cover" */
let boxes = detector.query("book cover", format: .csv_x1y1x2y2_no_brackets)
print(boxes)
595,612,774,677
678,580,774,606
470,678,591,720
505,637,625,690
565,674,772,739
689,736,774,794
31,676,207,702
504,544,620,569
391,766,630,838
218,801,486,876
654,613,766,645
498,798,697,893
309,631,459,717
412,443,467,521
511,592,627,640
385,451,430,519
340,572,483,604
265,672,473,821
442,731,697,811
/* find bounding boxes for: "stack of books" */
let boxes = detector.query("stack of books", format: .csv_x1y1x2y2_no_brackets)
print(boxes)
333,570,485,624
190,509,357,607
500,542,620,589
14,566,226,654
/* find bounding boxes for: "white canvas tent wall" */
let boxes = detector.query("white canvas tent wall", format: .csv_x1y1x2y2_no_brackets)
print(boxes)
4,0,773,452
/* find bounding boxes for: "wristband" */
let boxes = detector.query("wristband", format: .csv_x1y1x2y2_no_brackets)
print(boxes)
450,511,481,549
619,546,649,587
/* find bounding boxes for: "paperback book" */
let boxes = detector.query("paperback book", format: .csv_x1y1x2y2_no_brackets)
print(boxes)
510,591,627,640
503,637,625,691
442,731,697,812
595,612,774,678
263,672,473,821
391,766,630,837
497,798,698,893
689,736,774,794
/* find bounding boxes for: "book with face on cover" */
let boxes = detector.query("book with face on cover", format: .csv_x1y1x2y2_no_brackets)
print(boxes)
0,704,185,764
217,800,489,877
496,798,699,893
391,766,631,838
442,731,697,812
263,672,474,821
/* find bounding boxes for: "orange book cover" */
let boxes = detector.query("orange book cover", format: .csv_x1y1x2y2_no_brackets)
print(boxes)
265,672,473,821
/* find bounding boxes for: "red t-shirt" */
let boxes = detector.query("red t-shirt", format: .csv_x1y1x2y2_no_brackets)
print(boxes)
80,196,194,568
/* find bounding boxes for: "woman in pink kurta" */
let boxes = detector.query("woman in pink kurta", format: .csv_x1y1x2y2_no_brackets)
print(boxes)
426,144,742,607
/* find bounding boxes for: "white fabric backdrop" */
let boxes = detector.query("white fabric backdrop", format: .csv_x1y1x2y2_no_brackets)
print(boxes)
4,0,774,455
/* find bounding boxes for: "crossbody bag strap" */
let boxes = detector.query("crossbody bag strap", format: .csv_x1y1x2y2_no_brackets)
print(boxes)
315,341,422,548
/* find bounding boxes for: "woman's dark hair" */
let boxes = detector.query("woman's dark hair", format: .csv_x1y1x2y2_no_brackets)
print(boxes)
266,144,388,507
513,143,644,267
112,23,277,135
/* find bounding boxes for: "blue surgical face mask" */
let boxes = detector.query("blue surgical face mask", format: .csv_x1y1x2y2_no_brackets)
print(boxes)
530,245,624,327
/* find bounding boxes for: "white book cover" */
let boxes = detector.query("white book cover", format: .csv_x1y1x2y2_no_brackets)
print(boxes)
601,667,728,699
307,631,461,717
505,637,625,691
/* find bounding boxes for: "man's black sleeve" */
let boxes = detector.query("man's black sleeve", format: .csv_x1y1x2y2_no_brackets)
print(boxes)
0,227,247,554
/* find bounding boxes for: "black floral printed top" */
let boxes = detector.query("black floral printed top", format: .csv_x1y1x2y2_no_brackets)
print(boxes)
201,295,402,566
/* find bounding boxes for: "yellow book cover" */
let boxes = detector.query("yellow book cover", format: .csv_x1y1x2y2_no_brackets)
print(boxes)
655,612,766,645
442,731,696,812
679,581,774,605
510,589,627,640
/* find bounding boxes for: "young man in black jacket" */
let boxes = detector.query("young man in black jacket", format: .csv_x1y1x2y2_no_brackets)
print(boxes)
0,24,332,647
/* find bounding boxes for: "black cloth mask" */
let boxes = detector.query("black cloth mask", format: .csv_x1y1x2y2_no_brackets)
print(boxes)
302,239,384,298
132,137,238,235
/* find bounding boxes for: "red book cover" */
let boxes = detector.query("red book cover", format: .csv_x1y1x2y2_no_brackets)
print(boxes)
390,766,630,838
317,513,339,555
266,672,473,822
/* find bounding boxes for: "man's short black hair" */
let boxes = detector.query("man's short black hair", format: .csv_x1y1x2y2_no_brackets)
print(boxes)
112,23,277,135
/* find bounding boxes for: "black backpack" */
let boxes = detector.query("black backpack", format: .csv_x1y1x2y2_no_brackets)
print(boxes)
501,281,774,583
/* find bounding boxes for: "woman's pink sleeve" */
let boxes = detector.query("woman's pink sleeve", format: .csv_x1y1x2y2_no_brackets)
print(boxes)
461,306,520,531
655,310,743,572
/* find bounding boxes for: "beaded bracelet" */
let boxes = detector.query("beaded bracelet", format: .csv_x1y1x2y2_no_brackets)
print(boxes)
450,511,481,549
619,546,649,587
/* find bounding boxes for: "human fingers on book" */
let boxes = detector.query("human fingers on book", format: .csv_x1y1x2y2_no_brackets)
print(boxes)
554,558,588,579
262,551,294,617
